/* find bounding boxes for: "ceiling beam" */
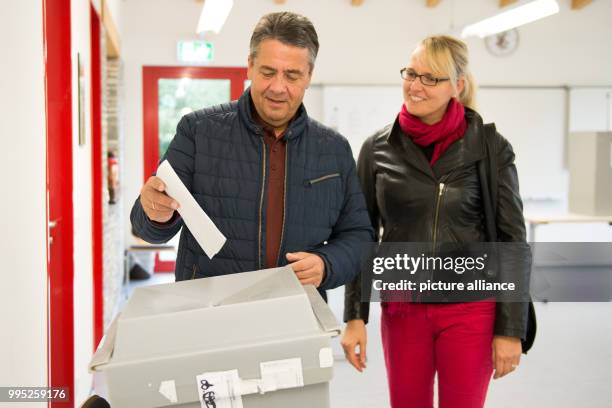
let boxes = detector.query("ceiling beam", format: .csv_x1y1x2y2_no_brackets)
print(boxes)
101,0,120,58
426,0,441,7
571,0,592,9
499,0,518,7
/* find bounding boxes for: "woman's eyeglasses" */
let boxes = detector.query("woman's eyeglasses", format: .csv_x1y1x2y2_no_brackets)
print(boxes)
400,68,449,86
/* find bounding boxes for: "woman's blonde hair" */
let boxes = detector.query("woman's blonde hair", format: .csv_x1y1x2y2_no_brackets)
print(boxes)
414,35,477,110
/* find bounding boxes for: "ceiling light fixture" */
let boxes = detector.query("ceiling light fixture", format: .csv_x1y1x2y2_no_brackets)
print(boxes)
196,0,234,35
461,0,559,38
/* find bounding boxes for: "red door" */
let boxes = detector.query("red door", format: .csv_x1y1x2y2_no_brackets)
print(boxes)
142,66,248,272
44,0,74,405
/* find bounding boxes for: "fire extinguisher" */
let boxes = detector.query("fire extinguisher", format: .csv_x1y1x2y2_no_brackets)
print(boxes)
108,150,119,204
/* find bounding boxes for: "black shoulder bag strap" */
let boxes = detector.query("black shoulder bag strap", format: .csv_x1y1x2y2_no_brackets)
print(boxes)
479,123,498,242
478,122,536,354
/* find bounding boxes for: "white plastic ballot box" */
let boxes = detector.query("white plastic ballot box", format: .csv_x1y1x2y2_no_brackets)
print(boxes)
89,266,341,408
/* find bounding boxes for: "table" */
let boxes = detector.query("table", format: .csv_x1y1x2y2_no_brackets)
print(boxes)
525,213,612,242
123,242,176,298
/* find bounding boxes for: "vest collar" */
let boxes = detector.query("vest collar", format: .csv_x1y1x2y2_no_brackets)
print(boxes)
238,87,307,141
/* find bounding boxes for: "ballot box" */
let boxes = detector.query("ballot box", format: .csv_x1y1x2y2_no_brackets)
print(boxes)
89,266,340,408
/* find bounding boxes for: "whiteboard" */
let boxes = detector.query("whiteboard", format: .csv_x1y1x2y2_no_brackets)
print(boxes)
323,85,403,158
477,88,568,200
322,85,568,200
569,87,612,132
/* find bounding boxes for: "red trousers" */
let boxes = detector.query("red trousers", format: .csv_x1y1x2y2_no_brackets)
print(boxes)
381,301,496,408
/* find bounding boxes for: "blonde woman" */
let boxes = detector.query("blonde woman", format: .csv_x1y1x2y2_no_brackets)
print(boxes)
342,35,533,408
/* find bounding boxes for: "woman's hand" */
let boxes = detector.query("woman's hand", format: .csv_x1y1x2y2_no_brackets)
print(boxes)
492,335,522,379
341,319,368,372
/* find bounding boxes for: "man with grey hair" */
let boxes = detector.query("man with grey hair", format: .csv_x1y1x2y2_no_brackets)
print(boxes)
131,12,374,297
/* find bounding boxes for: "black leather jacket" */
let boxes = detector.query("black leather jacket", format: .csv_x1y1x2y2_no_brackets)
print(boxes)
344,108,530,341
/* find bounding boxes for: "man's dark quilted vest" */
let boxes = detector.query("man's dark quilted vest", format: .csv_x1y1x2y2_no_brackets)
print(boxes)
131,89,374,292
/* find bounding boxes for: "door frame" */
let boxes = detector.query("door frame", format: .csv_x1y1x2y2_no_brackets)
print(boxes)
142,66,247,181
90,3,104,351
142,66,248,272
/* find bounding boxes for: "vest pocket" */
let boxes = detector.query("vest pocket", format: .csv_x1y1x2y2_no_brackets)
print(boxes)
305,172,341,186
303,172,343,226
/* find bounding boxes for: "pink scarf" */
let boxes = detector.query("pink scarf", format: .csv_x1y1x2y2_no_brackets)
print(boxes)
398,98,468,165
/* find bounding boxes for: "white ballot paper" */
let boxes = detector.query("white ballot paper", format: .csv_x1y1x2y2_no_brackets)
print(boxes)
156,160,226,258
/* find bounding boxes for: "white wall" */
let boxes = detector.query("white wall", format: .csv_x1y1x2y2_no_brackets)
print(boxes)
0,0,102,403
0,0,48,399
120,0,612,242
0,0,100,402
122,0,209,244
72,1,95,405
122,0,612,85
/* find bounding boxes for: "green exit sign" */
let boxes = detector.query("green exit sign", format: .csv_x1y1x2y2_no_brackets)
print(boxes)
177,40,214,64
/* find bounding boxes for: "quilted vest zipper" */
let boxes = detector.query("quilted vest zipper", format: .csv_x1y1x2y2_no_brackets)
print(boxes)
275,143,289,266
257,140,267,269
